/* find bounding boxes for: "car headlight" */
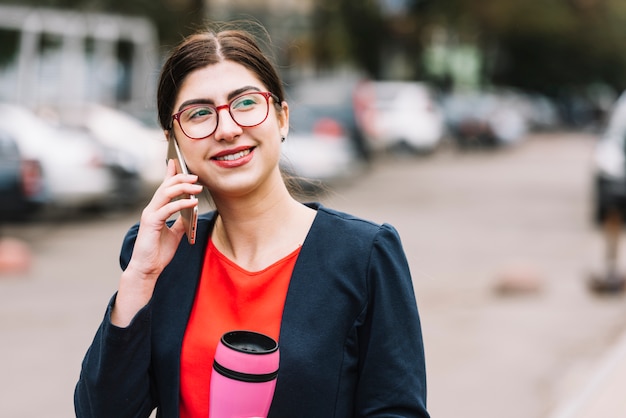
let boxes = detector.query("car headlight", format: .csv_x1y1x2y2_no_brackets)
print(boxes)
594,138,625,179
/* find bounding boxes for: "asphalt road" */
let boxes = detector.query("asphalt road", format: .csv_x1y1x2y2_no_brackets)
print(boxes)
2,131,626,418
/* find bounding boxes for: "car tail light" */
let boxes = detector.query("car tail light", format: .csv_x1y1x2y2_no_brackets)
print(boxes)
313,117,344,139
20,159,44,198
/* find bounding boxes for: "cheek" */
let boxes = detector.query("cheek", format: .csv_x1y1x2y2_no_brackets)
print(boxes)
260,115,285,146
178,141,206,170
259,131,282,168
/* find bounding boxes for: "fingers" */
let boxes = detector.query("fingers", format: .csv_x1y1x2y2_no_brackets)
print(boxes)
140,164,202,228
168,215,187,236
156,168,201,207
165,158,177,176
125,161,201,282
164,159,198,186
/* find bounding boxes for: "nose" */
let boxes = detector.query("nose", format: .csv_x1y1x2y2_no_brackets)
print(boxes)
213,105,243,141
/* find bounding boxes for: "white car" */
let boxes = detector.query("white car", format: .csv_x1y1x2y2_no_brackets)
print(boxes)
48,103,167,199
592,91,626,223
367,81,446,153
0,103,116,209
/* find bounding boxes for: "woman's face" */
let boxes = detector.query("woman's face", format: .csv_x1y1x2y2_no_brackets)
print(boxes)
168,60,289,200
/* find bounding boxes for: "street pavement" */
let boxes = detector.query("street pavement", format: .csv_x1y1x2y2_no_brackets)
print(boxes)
549,330,626,418
2,131,626,417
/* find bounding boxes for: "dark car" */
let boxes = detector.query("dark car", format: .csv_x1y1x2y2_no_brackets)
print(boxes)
441,90,530,148
0,130,45,222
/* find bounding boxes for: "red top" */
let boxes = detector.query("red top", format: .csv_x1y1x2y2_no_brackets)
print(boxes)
179,239,300,418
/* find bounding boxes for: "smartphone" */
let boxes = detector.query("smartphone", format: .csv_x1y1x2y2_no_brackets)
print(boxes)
167,137,198,245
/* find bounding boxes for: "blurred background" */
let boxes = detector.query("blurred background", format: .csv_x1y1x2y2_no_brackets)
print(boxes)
3,0,626,417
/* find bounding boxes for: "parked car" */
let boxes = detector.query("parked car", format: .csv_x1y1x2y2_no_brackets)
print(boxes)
288,75,374,164
0,130,45,221
46,103,167,202
521,93,561,131
281,102,365,187
442,89,530,148
366,81,446,154
591,91,626,223
0,103,117,210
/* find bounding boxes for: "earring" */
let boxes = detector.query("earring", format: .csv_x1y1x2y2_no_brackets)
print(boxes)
281,136,285,142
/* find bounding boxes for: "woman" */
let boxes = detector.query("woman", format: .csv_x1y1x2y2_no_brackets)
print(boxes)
75,25,430,418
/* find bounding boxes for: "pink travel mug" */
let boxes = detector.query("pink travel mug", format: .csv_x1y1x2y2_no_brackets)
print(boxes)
209,330,279,418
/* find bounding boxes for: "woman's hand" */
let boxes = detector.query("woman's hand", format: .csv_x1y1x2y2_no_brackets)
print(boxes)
111,160,202,327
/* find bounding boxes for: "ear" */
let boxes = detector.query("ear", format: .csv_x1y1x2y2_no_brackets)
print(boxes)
163,130,171,141
278,101,290,139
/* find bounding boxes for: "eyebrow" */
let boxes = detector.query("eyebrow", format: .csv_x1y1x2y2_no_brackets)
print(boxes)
177,85,262,112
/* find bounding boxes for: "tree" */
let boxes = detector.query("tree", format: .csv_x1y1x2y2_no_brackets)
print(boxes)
426,0,626,93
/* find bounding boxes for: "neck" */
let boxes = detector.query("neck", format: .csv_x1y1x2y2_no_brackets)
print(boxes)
211,184,315,271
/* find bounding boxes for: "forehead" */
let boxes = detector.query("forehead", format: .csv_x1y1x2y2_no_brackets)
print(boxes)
175,61,267,105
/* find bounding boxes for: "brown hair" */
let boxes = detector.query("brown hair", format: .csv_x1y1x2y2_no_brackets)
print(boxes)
157,25,286,131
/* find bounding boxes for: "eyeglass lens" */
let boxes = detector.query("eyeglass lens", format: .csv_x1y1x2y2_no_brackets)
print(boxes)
177,92,271,139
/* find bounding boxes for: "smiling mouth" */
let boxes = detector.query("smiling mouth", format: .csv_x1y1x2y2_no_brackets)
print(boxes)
213,148,254,161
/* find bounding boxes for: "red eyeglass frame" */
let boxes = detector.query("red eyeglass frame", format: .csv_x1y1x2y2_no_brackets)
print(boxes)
170,91,280,140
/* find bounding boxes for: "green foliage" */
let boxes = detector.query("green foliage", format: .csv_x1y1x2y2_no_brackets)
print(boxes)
337,0,386,77
0,29,18,68
422,0,626,92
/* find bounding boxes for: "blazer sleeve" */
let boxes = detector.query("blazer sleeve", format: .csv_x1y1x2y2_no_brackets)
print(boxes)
356,223,430,417
74,225,157,418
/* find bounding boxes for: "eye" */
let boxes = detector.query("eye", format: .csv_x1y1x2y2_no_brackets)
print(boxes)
231,94,261,111
183,106,215,122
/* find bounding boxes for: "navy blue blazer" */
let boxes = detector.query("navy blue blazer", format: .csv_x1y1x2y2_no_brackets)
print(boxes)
75,203,429,417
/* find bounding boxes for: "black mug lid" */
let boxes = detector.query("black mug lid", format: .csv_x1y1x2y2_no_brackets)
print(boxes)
221,330,278,355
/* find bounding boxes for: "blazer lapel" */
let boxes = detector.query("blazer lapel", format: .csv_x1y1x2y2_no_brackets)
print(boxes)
151,211,217,416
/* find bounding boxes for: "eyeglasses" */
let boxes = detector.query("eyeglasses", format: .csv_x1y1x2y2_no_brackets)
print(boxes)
171,91,280,140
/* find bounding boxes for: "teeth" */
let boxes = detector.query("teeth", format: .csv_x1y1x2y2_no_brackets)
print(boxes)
215,149,251,161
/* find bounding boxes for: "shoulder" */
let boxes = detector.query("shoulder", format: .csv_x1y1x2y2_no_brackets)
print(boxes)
312,203,380,233
311,203,401,242
304,203,404,260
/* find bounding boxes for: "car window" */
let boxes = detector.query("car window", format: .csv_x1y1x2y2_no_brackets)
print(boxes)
0,133,19,160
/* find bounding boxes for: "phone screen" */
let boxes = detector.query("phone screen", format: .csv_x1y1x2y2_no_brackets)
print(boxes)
166,138,198,245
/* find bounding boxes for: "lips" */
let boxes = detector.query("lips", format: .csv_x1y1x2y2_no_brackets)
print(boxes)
212,146,255,161
211,146,255,168
214,148,251,161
